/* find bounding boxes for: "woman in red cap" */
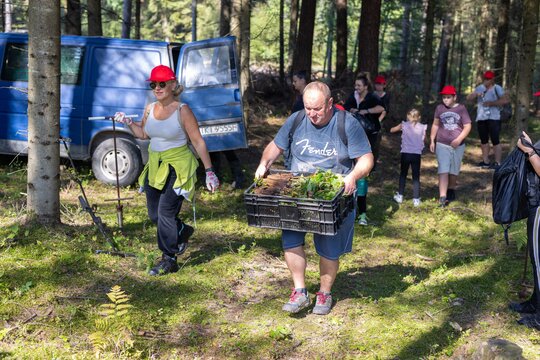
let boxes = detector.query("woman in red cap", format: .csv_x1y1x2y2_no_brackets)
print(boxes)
373,75,390,124
114,64,219,276
430,85,472,207
466,70,510,170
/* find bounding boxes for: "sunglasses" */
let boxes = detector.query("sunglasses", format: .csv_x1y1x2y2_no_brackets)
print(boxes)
149,81,168,90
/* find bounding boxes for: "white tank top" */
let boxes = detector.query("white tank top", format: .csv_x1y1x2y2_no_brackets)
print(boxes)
144,103,188,152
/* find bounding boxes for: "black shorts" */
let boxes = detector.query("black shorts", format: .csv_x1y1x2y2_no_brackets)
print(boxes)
477,120,501,145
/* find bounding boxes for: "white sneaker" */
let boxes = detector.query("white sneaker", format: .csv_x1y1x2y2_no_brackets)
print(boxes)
393,193,403,204
413,198,421,207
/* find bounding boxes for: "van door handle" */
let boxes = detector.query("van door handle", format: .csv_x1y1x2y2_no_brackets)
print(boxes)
234,89,241,102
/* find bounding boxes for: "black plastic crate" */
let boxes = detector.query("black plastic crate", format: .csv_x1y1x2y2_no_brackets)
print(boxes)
243,176,354,235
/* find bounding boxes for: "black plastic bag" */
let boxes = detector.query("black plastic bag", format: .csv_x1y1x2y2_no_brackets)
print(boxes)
492,147,529,225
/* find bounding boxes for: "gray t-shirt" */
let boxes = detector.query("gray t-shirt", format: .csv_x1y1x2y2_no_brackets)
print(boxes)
474,84,504,121
274,110,371,174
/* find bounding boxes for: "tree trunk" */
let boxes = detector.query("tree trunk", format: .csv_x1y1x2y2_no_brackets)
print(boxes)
220,0,231,36
122,0,132,39
66,0,81,35
87,0,103,36
279,0,285,86
421,0,435,119
134,0,141,39
506,0,523,89
434,9,454,91
494,0,510,80
514,0,539,135
335,0,347,82
27,0,61,225
230,0,252,121
475,0,490,80
357,0,381,76
191,0,197,41
323,2,335,78
4,0,12,32
399,0,412,74
287,0,300,74
292,0,316,73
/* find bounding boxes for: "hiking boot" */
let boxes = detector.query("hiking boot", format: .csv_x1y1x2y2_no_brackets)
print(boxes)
509,300,537,314
393,193,403,204
282,289,310,313
517,313,540,330
313,291,333,315
148,254,179,276
447,189,456,202
439,197,448,208
413,198,421,207
177,223,194,256
477,161,490,168
357,213,368,226
489,162,501,170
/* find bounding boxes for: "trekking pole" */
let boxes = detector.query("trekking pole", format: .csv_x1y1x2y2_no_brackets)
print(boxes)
59,136,135,258
88,115,138,232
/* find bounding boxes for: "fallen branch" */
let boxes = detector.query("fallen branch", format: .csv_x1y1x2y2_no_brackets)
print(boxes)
415,254,435,262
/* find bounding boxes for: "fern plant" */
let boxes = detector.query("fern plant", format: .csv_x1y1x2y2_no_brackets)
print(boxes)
89,285,135,358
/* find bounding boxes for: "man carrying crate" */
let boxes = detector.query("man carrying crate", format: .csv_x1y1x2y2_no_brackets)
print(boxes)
254,81,374,315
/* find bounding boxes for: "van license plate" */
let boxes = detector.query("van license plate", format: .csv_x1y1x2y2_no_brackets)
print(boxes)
199,123,239,136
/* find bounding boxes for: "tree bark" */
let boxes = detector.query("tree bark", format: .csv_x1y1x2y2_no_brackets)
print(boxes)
335,0,347,82
493,0,510,80
287,0,300,74
191,0,197,41
399,0,412,74
87,0,103,36
514,0,539,135
230,0,252,121
122,0,132,39
27,0,61,224
421,0,435,118
475,0,490,80
279,0,285,86
134,0,141,39
506,0,523,88
323,2,335,78
434,9,454,91
220,0,231,36
292,0,316,73
357,0,381,76
66,0,81,35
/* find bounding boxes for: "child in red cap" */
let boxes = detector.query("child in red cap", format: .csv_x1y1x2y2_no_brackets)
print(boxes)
430,85,472,207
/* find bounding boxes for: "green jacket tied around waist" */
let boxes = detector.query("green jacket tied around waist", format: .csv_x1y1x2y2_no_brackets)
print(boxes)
138,145,199,201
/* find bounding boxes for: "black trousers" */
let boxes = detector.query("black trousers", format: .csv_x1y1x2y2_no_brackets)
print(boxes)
398,153,421,199
145,167,185,258
527,206,540,308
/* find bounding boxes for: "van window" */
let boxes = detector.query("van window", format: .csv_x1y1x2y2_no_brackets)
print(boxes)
91,47,162,89
0,43,84,85
184,45,233,88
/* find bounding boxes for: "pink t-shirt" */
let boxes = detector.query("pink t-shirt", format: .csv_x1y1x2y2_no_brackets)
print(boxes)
433,103,471,146
401,121,427,154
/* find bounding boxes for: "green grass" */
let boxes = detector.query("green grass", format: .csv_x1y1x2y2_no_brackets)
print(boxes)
1,124,540,359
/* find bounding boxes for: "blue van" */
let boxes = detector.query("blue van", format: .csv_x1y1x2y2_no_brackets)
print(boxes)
0,33,247,185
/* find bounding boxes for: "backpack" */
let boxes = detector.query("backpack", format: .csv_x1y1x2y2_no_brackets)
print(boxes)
492,136,538,243
494,85,512,121
284,109,347,170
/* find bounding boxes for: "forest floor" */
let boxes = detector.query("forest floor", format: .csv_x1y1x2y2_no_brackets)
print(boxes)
0,111,540,359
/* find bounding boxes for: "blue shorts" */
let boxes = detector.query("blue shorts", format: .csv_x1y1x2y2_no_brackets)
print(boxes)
281,209,355,260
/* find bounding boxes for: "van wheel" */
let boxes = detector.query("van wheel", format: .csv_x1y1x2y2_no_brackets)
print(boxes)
92,138,142,186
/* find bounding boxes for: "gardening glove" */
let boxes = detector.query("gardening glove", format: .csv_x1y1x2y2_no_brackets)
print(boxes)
113,111,133,125
205,168,220,193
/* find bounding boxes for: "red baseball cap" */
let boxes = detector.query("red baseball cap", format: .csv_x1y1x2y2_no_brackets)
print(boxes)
440,85,457,95
483,70,495,80
535,91,540,97
374,75,386,85
147,65,176,82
